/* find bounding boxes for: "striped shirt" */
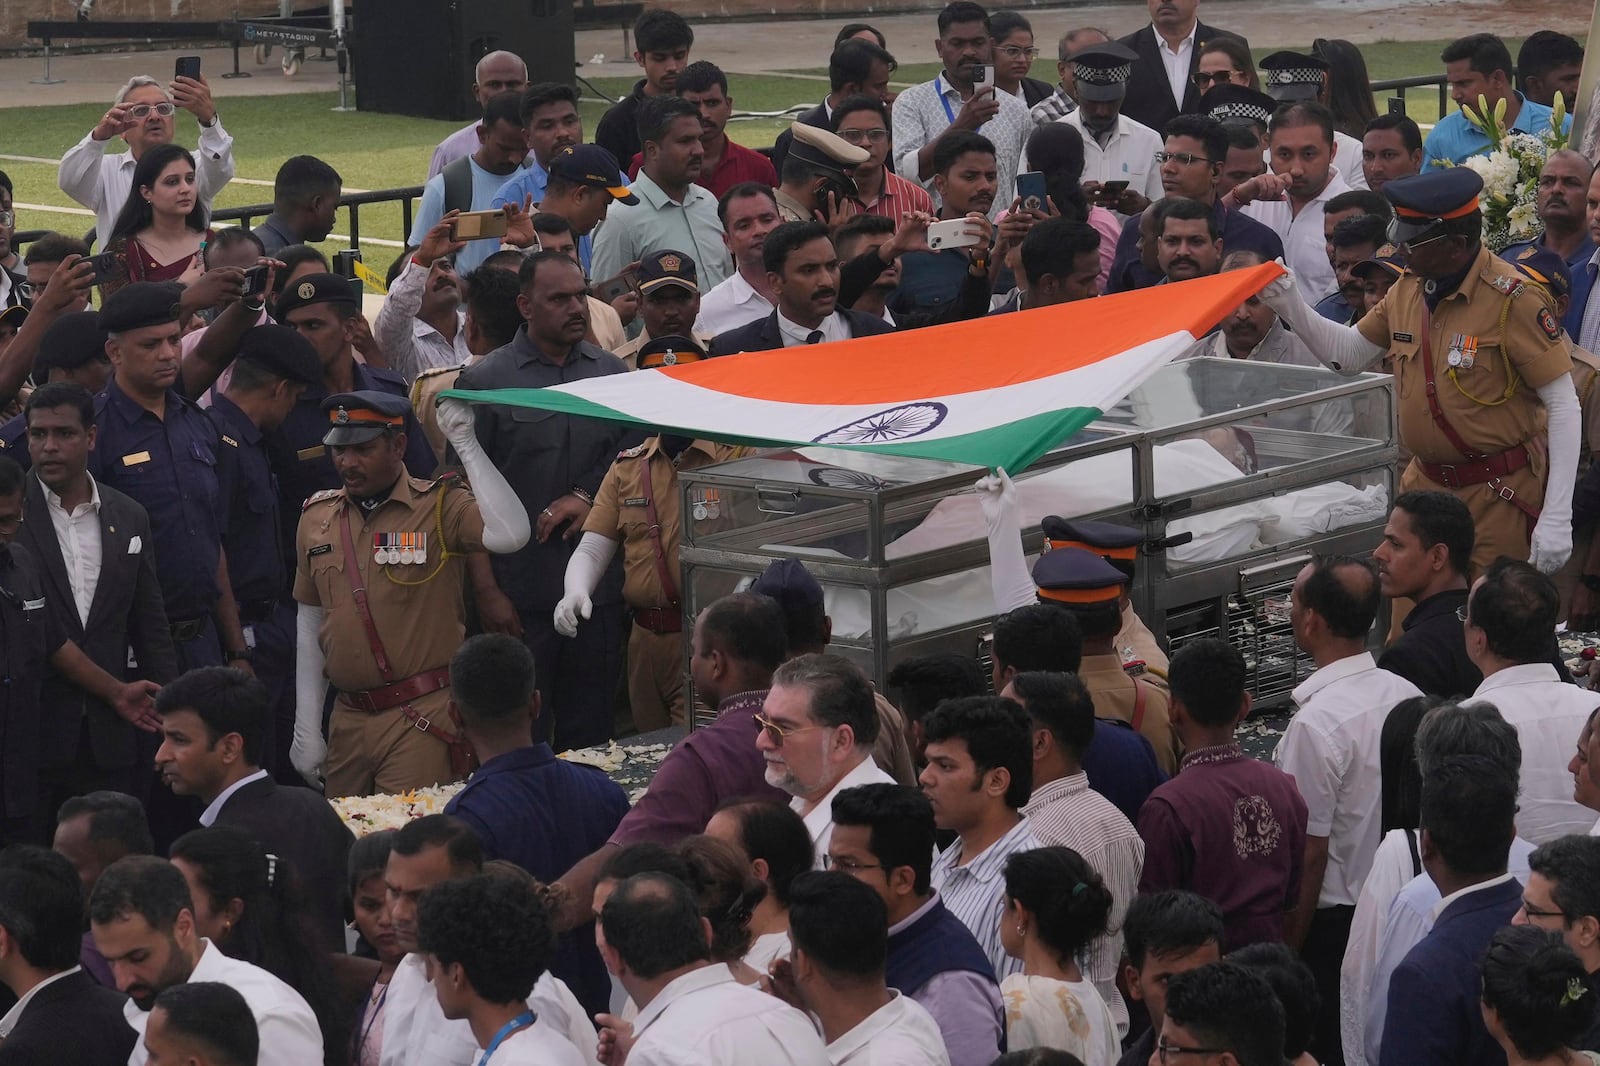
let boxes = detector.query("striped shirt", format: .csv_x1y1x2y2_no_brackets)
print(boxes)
1023,773,1144,1036
862,171,936,221
932,817,1042,979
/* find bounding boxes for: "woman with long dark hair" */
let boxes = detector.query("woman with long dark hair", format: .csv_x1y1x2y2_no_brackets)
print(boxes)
103,141,210,292
170,826,350,1066
1314,39,1380,140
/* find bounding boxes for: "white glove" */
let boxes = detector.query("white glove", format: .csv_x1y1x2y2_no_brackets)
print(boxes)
1259,258,1384,374
1530,517,1574,574
293,604,330,788
1531,374,1581,574
436,396,476,450
290,731,327,789
976,467,1036,616
1257,260,1302,317
554,591,593,637
975,467,1018,533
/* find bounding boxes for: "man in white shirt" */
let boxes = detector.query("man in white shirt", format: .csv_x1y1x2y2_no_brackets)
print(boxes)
1274,555,1420,1064
1464,558,1600,844
1227,102,1352,303
427,51,529,180
417,874,587,1066
788,871,951,1066
695,184,782,336
376,217,473,383
922,696,1042,978
1054,43,1164,217
758,654,896,864
596,871,829,1066
1258,50,1369,190
87,854,323,1066
58,74,235,246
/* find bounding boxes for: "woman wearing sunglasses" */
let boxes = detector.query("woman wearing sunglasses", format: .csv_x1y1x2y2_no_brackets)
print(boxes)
1193,39,1260,95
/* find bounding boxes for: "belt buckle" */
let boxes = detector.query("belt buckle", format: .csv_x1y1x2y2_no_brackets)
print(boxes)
1489,478,1516,502
1437,463,1457,487
413,715,431,733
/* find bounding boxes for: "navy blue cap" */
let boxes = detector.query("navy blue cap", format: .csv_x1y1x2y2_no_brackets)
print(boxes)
1385,168,1484,243
636,334,706,370
1031,546,1128,606
1258,51,1328,101
236,324,322,386
548,145,640,205
99,281,184,333
275,272,360,319
320,390,411,446
1512,246,1573,302
1201,84,1278,128
750,558,825,610
33,311,107,380
637,249,699,295
1041,517,1141,558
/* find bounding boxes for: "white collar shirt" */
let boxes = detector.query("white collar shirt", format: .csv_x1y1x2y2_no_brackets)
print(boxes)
1274,652,1421,907
826,991,951,1066
1241,168,1352,305
58,120,236,249
199,768,270,827
1154,22,1199,111
1058,111,1165,207
0,966,80,1039
777,309,850,348
931,817,1042,979
529,971,603,1066
628,963,829,1066
373,259,473,383
42,473,103,626
1471,663,1600,844
124,940,322,1066
379,953,478,1066
694,271,773,336
793,754,896,865
478,1018,588,1066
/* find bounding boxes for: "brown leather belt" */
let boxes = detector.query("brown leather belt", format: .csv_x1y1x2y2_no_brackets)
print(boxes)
341,667,452,713
1419,443,1531,489
634,607,683,634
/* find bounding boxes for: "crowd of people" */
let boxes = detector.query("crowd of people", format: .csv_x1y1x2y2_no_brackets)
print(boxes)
3,2,1600,1065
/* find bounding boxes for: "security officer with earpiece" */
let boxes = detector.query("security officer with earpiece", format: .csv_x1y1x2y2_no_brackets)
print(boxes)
774,123,871,223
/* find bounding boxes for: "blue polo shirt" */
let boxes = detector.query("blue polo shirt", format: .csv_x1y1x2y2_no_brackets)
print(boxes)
1422,93,1570,168
444,743,629,1018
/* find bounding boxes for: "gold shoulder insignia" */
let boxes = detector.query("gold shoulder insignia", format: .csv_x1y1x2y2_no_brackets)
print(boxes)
302,487,343,510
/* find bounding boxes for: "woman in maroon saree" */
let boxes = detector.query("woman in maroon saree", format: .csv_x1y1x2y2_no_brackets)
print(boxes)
101,142,211,295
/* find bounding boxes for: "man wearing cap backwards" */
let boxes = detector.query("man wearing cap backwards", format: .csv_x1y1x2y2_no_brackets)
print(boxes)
1261,167,1583,580
557,335,749,730
452,251,640,752
87,282,252,676
1052,42,1163,217
613,251,715,369
1423,33,1570,169
1257,51,1368,190
1117,0,1247,134
208,325,322,781
1501,150,1597,339
771,121,871,225
289,390,530,796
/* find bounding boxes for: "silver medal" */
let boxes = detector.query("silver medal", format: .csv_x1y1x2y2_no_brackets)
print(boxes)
706,501,721,519
415,547,427,564
400,548,415,564
1447,348,1462,368
374,548,385,565
693,503,708,521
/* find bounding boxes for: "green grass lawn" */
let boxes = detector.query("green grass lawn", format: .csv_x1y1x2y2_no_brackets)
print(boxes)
0,39,1500,268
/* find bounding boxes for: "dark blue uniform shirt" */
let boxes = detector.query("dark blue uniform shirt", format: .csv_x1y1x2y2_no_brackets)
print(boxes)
1081,717,1168,824
208,394,286,604
0,541,67,828
0,412,25,462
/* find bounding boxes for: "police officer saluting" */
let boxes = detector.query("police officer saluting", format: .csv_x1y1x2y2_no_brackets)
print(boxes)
209,324,322,780
88,282,253,670
1261,167,1581,575
290,391,530,797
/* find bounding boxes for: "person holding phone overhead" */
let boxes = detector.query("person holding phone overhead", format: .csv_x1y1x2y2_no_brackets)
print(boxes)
99,143,212,296
58,68,235,248
1049,44,1163,219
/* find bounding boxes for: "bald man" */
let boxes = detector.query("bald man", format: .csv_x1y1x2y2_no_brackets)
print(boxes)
427,51,531,179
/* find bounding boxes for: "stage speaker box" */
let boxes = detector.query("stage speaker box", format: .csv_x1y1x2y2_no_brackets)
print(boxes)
351,0,574,120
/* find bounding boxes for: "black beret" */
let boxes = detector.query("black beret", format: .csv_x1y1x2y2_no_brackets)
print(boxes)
99,281,184,333
236,324,322,386
275,272,360,319
33,311,107,379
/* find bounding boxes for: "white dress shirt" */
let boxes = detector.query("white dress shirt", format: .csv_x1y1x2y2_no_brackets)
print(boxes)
1471,663,1600,844
379,953,478,1066
0,966,79,1039
58,120,236,246
1023,774,1142,1036
374,260,474,383
44,473,103,626
477,1018,587,1066
1275,652,1422,907
931,817,1043,978
125,940,322,1066
694,271,774,337
777,310,852,348
793,754,896,865
826,991,951,1066
744,931,792,972
530,971,602,1066
1056,111,1165,208
198,768,270,827
1241,168,1352,306
627,963,829,1066
1334,131,1369,189
1155,23,1199,111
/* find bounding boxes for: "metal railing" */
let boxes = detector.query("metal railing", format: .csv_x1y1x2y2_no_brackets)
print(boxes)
1370,73,1450,118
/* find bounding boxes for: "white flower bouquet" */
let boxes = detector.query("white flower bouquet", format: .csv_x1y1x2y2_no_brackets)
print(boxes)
1449,93,1569,251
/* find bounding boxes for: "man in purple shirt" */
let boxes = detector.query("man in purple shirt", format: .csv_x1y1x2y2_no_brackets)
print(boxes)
550,591,789,933
1138,637,1308,950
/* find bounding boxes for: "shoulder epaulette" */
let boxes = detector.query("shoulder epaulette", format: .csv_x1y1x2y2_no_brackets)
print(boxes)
1486,273,1525,298
414,471,466,493
303,487,343,510
416,363,468,380
618,443,648,459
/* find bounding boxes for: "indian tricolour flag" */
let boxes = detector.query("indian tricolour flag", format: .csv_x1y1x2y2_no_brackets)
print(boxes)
442,262,1282,473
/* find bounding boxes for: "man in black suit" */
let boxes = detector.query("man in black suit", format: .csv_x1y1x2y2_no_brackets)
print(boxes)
710,221,896,354
1118,0,1247,134
152,667,354,953
772,39,899,177
0,845,137,1065
19,382,178,823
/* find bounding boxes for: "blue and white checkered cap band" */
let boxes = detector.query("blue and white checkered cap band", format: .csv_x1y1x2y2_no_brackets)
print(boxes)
1209,101,1273,123
1265,67,1323,86
1074,61,1132,83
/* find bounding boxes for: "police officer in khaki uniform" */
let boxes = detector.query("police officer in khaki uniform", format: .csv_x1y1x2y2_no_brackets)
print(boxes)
773,122,871,224
555,335,747,730
289,390,530,797
1261,167,1582,578
1041,517,1169,689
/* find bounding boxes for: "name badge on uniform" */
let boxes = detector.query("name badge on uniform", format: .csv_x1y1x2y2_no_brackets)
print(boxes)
297,446,325,461
22,597,44,611
1393,332,1414,343
122,451,152,467
623,497,648,507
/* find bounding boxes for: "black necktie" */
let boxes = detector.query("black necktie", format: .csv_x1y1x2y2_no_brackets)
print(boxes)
806,330,824,345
